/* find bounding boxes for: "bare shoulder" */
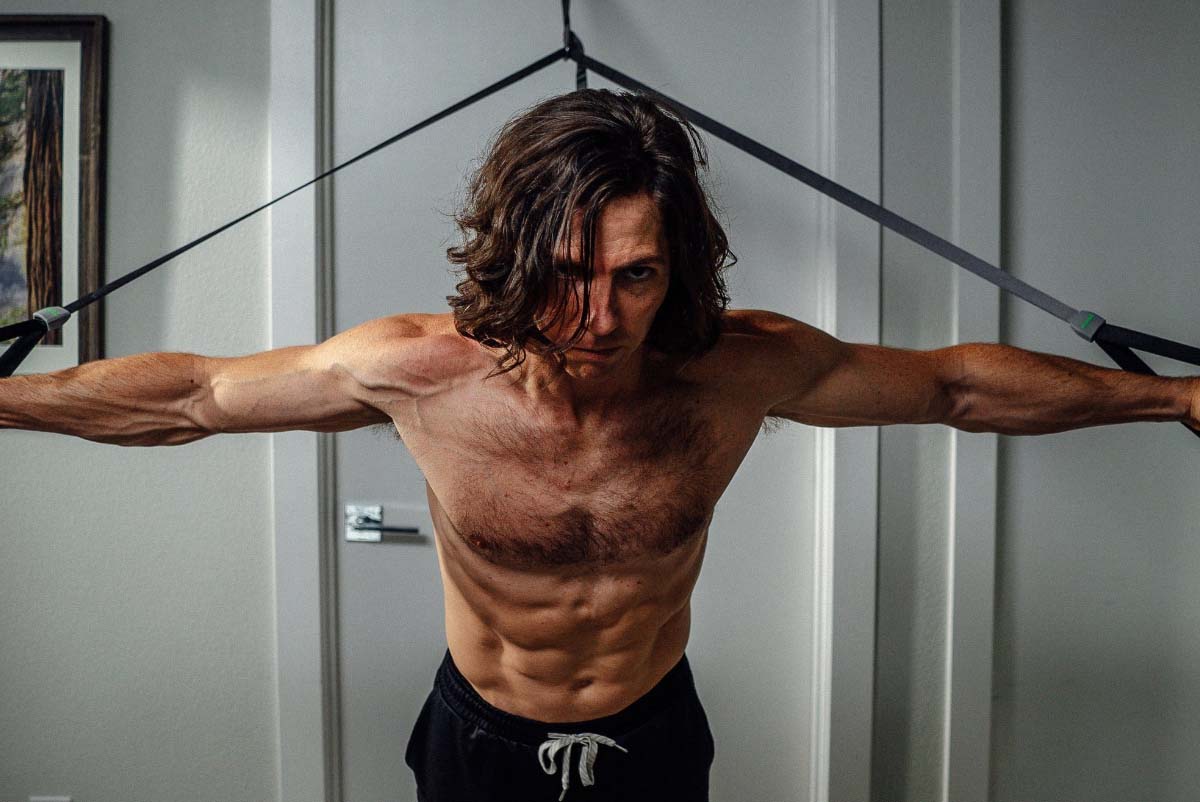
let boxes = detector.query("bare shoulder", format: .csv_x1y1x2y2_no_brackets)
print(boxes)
679,308,844,411
321,311,487,398
693,308,840,368
720,308,827,342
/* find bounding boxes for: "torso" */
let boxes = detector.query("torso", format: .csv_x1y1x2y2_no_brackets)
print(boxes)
382,311,773,721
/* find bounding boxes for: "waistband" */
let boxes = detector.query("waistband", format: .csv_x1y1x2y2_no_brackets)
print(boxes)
434,648,696,747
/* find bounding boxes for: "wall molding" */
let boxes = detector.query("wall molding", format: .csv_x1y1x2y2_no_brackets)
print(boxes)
944,0,1001,799
314,0,344,797
817,0,883,800
268,0,335,799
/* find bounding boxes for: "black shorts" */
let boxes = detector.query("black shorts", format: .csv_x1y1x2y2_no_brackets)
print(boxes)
404,649,716,802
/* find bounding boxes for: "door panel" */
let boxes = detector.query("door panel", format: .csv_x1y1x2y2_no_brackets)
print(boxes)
331,2,828,799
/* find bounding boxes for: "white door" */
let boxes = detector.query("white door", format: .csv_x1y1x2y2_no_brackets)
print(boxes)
271,1,883,800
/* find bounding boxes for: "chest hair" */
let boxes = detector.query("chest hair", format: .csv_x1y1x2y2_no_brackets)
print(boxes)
447,392,722,569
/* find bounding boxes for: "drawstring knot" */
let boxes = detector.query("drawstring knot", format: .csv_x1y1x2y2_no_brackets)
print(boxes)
537,731,628,800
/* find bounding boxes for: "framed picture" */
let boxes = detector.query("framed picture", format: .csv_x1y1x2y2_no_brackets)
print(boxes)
0,15,107,374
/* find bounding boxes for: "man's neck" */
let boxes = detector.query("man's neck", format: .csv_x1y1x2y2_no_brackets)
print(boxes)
515,346,651,423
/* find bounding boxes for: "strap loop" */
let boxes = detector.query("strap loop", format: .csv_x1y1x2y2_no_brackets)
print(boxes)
32,306,71,332
1093,322,1200,368
561,0,587,88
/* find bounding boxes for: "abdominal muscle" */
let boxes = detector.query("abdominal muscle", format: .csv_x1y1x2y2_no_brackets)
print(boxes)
428,484,707,723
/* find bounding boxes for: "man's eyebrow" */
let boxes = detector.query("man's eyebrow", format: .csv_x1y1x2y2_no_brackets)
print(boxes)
563,254,667,271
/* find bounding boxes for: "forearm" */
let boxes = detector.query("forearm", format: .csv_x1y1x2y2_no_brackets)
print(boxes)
947,342,1195,435
0,352,213,446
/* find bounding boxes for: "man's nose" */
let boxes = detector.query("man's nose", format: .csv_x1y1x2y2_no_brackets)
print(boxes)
584,282,619,336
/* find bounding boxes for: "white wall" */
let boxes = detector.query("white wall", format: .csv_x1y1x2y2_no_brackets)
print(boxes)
870,2,1200,801
994,2,1200,800
0,2,276,801
7,2,1197,801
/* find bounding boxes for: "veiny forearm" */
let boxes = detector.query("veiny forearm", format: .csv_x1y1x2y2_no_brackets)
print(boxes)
0,352,213,446
949,342,1195,435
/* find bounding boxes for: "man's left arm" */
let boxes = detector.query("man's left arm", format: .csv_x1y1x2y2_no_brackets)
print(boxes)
741,310,1199,433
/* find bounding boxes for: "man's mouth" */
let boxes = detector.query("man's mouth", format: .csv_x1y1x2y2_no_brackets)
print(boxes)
572,345,621,359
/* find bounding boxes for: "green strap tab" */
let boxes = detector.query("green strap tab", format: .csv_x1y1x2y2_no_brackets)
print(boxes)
1069,310,1105,341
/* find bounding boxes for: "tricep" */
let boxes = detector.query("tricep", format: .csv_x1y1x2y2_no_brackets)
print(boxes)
728,309,960,428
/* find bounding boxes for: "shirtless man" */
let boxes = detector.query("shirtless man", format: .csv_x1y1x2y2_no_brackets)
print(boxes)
3,89,1197,801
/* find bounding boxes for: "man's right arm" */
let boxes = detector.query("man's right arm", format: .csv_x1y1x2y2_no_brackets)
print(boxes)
0,314,432,446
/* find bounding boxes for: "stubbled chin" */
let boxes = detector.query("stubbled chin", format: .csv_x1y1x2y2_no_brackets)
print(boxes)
564,361,614,379
563,354,623,378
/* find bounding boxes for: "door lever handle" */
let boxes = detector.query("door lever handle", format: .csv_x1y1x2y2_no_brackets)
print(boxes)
344,504,422,543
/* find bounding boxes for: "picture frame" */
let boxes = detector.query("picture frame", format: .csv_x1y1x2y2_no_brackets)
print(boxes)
0,15,107,374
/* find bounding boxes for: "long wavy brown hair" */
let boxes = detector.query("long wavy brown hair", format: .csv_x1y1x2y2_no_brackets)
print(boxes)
446,88,735,376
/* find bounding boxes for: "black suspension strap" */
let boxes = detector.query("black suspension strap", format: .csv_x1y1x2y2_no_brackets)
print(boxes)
562,0,587,89
0,47,568,377
566,50,1200,440
5,8,1195,442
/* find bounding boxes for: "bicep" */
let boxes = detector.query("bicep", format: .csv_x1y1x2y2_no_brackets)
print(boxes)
197,316,423,434
744,311,959,427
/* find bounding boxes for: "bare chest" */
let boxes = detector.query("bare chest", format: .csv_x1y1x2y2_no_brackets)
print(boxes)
396,385,751,570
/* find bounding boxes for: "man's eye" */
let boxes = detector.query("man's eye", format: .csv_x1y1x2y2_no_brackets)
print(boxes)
625,266,654,281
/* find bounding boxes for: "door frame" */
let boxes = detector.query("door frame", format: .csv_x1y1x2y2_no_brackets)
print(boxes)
944,2,1001,799
266,1,901,799
268,0,339,800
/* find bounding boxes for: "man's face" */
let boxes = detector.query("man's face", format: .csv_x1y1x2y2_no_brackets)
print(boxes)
538,192,671,379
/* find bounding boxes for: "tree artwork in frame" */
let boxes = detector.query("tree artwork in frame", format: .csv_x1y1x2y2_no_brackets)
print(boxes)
0,15,107,374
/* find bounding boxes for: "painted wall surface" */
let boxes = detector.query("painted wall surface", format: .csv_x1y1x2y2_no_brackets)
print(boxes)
0,2,276,801
6,2,1196,801
994,2,1200,800
872,2,1200,801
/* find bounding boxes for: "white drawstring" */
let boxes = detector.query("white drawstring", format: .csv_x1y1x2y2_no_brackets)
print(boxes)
537,732,629,800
